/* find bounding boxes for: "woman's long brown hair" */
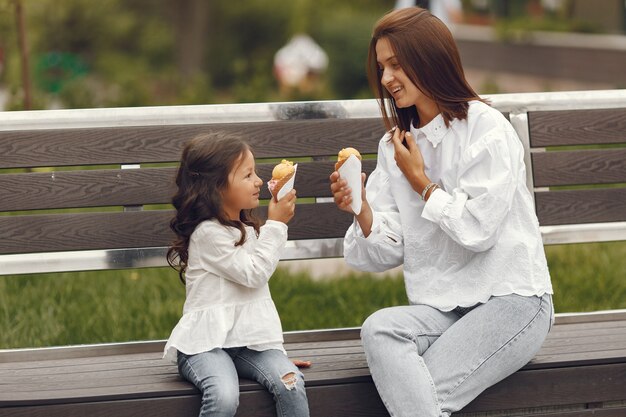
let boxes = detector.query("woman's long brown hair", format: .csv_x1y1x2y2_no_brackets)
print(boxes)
367,7,487,131
167,132,261,284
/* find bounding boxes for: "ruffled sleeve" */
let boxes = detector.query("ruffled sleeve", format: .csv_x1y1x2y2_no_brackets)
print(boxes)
343,137,404,272
421,128,522,252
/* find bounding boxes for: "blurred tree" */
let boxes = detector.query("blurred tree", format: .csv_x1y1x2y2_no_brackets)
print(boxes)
0,0,396,109
170,0,209,77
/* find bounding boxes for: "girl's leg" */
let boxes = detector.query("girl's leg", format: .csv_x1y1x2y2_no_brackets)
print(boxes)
360,305,460,417
423,294,553,417
177,349,240,417
232,348,310,417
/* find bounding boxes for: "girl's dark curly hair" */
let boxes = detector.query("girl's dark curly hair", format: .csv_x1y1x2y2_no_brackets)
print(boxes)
167,132,261,283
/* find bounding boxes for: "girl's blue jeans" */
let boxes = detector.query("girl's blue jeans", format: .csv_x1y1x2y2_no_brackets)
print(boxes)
178,347,310,417
361,293,554,417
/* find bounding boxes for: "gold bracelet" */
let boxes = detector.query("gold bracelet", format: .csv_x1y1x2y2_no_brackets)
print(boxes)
425,184,439,201
421,182,438,200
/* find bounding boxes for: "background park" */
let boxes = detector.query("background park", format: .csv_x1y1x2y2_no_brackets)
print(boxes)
0,0,625,349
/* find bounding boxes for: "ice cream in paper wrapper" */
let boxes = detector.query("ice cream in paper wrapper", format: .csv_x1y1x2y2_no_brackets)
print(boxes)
268,163,298,201
338,154,362,215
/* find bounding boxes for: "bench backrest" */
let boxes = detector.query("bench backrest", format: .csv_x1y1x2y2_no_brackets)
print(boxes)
1,91,625,275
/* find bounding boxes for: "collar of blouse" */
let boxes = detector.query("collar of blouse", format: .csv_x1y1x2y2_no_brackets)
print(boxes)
410,113,450,148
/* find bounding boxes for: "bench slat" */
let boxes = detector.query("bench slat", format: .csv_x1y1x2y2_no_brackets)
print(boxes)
535,188,626,226
0,204,352,254
0,161,377,212
461,363,626,413
529,108,626,147
0,395,203,417
0,119,384,169
532,148,626,187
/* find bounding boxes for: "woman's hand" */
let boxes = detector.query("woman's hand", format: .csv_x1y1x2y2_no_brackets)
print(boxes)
329,171,366,215
268,189,296,224
329,171,374,237
390,128,430,194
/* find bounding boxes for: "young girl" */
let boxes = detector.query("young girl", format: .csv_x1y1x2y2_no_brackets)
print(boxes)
330,7,554,417
163,132,310,417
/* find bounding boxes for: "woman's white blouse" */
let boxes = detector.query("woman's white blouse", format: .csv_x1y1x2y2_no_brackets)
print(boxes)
344,100,553,311
163,219,287,362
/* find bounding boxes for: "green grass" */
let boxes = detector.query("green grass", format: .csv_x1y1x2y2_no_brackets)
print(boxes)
1,242,624,349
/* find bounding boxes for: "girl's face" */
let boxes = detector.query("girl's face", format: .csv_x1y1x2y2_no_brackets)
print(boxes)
222,149,263,220
376,37,426,109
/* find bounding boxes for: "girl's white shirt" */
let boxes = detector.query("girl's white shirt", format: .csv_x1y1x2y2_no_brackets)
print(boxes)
344,100,553,311
163,219,287,362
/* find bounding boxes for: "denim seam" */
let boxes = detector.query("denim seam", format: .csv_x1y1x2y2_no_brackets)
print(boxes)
363,348,398,417
439,296,546,407
417,356,443,416
408,330,445,343
180,355,203,389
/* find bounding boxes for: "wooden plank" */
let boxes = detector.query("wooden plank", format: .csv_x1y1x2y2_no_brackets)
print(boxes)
2,363,624,414
532,148,626,187
555,310,626,324
0,395,201,417
0,161,377,212
536,340,626,356
535,188,626,226
541,333,626,349
0,168,177,212
528,108,626,147
526,348,626,368
0,203,353,254
0,345,165,366
461,363,626,412
0,385,384,417
500,409,626,417
0,328,363,364
0,119,384,169
547,319,626,333
2,390,625,417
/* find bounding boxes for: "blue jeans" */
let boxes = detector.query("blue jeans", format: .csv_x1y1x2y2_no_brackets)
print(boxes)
177,347,310,417
361,293,553,417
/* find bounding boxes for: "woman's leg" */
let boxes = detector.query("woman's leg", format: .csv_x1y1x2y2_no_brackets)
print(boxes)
232,348,310,417
177,349,240,417
360,305,460,417
423,294,553,417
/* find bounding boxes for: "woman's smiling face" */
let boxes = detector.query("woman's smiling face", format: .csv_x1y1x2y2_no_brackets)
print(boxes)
376,37,425,109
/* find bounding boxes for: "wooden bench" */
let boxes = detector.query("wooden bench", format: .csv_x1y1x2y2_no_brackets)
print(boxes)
1,90,625,416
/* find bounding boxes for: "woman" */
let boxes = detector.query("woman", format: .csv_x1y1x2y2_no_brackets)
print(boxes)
329,7,554,417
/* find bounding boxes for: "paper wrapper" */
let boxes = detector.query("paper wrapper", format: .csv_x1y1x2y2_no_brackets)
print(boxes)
337,155,362,215
269,164,298,201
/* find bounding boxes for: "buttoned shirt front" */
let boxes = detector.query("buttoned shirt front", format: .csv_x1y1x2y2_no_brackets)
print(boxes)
344,100,553,311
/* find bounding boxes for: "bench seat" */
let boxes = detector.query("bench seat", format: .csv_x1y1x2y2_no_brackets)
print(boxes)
1,311,625,417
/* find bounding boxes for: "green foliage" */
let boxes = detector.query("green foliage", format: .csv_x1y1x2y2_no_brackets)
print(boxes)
311,8,378,100
0,0,397,109
546,242,626,313
270,270,408,330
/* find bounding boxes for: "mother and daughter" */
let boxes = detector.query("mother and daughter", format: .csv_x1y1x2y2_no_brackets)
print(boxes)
163,6,553,417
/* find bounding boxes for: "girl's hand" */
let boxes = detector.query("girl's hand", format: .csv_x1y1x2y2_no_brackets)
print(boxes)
292,359,312,368
390,128,429,193
268,189,296,224
329,171,367,215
